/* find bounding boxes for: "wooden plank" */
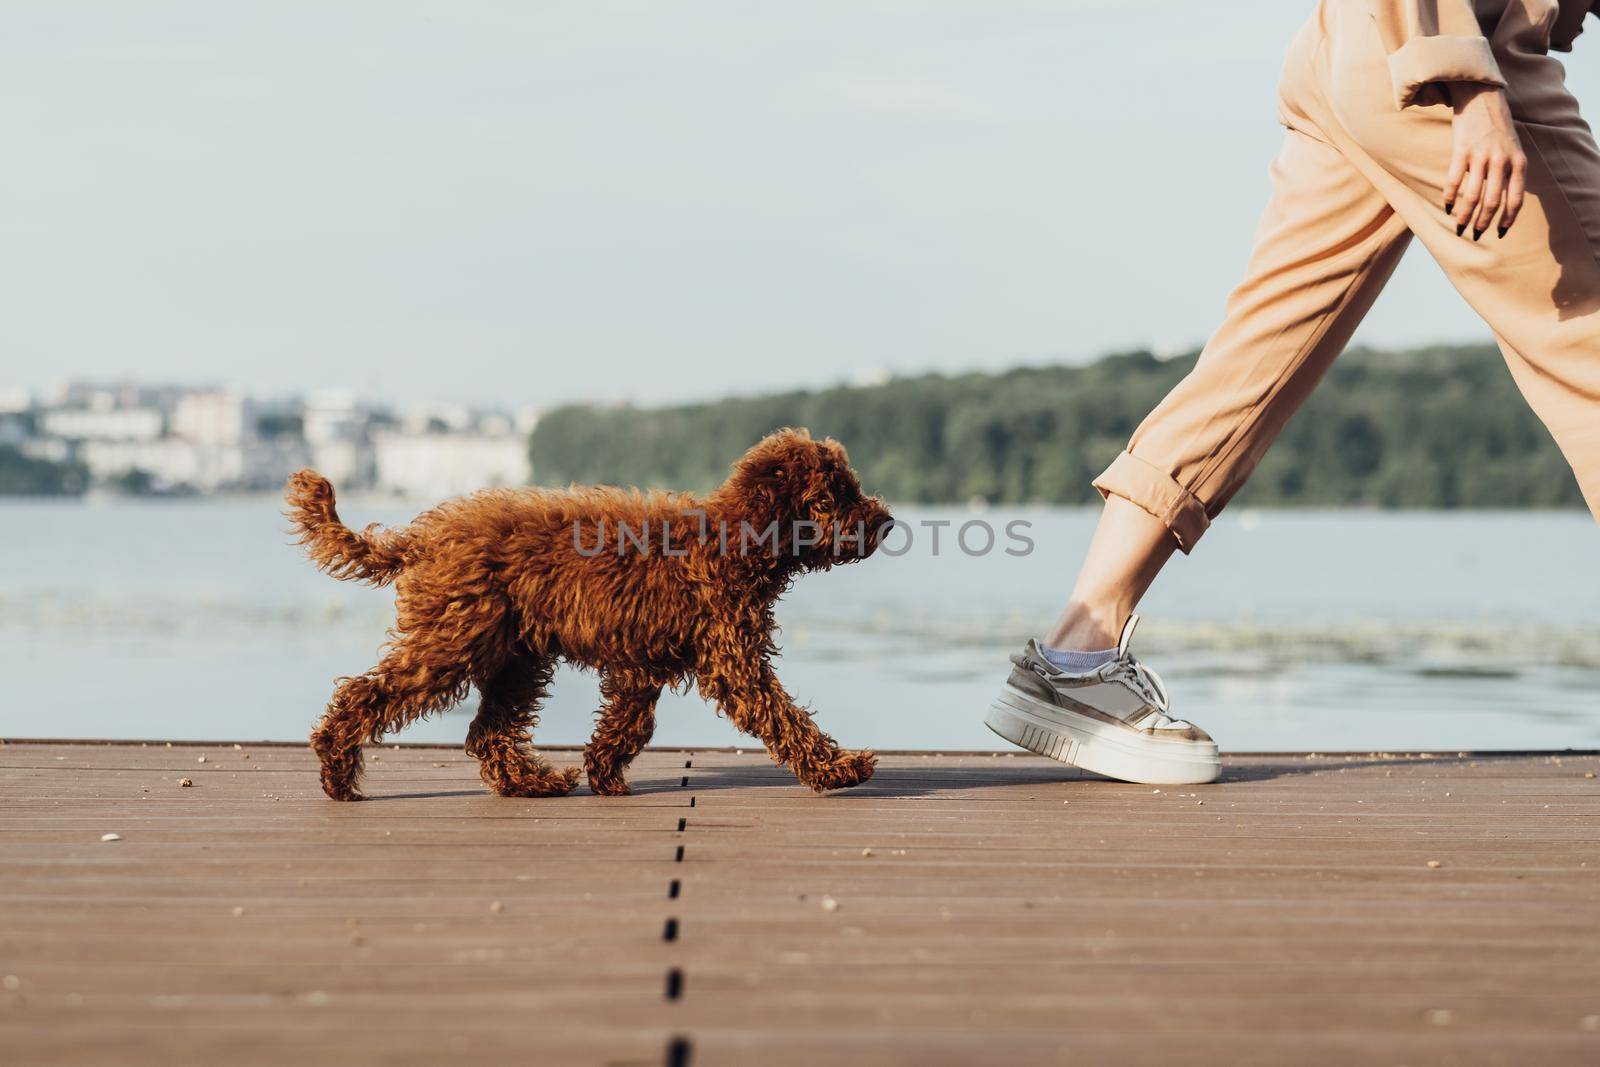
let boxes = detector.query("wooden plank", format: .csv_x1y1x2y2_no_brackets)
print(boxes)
1,742,1597,1066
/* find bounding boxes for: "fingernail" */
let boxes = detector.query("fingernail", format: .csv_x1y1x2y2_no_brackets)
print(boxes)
1445,201,1455,214
1498,226,1509,238
1456,223,1467,236
1473,228,1484,242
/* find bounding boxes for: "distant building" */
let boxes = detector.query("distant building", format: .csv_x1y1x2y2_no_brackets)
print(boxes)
20,438,73,464
0,388,31,415
172,390,251,446
48,382,191,417
398,404,473,436
78,437,211,491
166,389,308,491
303,390,363,445
303,391,376,488
373,430,531,500
41,406,164,443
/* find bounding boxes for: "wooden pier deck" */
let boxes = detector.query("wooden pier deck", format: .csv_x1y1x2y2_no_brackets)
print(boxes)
2,741,1598,1066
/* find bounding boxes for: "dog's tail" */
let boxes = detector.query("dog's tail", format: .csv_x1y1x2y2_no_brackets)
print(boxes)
285,469,410,586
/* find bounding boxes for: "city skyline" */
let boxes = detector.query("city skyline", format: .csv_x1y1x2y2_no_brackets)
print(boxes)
1,378,534,498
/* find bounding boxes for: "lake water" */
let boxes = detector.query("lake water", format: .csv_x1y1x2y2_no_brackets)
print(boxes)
3,499,1598,753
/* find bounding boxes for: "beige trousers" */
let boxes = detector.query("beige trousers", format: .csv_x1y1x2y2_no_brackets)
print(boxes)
1094,0,1600,551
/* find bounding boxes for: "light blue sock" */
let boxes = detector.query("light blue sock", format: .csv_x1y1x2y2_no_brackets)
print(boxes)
1039,643,1119,673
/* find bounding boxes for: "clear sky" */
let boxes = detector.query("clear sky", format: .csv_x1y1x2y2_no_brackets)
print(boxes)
4,2,1596,408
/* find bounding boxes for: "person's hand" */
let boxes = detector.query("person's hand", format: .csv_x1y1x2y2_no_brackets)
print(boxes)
1443,83,1526,240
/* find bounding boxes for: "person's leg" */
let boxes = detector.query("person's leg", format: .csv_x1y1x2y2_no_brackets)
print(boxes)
1044,495,1174,651
991,79,1414,781
1313,3,1600,518
1047,121,1412,652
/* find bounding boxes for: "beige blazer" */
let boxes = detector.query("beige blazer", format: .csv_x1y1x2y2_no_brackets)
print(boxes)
1373,0,1596,107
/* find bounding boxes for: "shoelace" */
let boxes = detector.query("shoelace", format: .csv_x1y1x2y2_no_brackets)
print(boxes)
1099,656,1172,717
1018,643,1187,728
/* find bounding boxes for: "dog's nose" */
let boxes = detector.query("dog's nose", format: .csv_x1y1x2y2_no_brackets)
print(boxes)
861,500,894,553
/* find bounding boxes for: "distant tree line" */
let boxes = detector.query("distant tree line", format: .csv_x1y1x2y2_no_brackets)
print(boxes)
529,344,1585,509
0,444,89,496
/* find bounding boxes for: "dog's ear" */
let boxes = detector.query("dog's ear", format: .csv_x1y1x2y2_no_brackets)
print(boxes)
815,438,859,504
718,428,822,522
792,437,860,520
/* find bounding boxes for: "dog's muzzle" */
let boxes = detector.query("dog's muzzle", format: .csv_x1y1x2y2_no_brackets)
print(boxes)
855,500,894,558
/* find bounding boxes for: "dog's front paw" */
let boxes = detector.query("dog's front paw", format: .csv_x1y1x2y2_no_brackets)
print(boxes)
587,770,632,797
312,733,366,801
584,751,633,796
319,759,366,801
489,763,580,798
321,780,366,802
802,750,877,792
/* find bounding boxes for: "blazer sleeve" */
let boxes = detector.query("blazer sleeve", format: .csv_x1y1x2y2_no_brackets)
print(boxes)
1371,0,1508,109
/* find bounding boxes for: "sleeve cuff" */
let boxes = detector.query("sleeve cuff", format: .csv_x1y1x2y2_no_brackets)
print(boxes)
1387,35,1507,109
1091,451,1209,554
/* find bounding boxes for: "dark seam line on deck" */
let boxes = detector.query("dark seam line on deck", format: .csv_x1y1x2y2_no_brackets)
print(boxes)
662,757,694,1066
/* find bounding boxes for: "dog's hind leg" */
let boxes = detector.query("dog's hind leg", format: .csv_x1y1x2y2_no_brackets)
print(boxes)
698,661,876,793
311,610,502,800
311,651,474,801
310,674,379,801
466,656,581,798
584,671,663,796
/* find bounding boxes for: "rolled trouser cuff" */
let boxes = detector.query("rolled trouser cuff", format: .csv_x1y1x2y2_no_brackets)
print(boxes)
1091,451,1210,553
1387,35,1506,109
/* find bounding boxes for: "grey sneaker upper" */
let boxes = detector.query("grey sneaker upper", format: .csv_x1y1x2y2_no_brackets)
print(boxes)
1006,615,1212,743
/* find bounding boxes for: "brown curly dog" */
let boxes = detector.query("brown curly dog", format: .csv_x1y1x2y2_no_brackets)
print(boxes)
285,428,893,801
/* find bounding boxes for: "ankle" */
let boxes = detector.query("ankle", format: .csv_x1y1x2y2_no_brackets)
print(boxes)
1044,600,1126,651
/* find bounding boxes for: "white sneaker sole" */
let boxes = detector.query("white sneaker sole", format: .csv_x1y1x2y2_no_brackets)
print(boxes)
985,684,1221,785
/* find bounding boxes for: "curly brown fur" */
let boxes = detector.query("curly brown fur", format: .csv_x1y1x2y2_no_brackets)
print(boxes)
286,470,412,585
287,428,892,800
